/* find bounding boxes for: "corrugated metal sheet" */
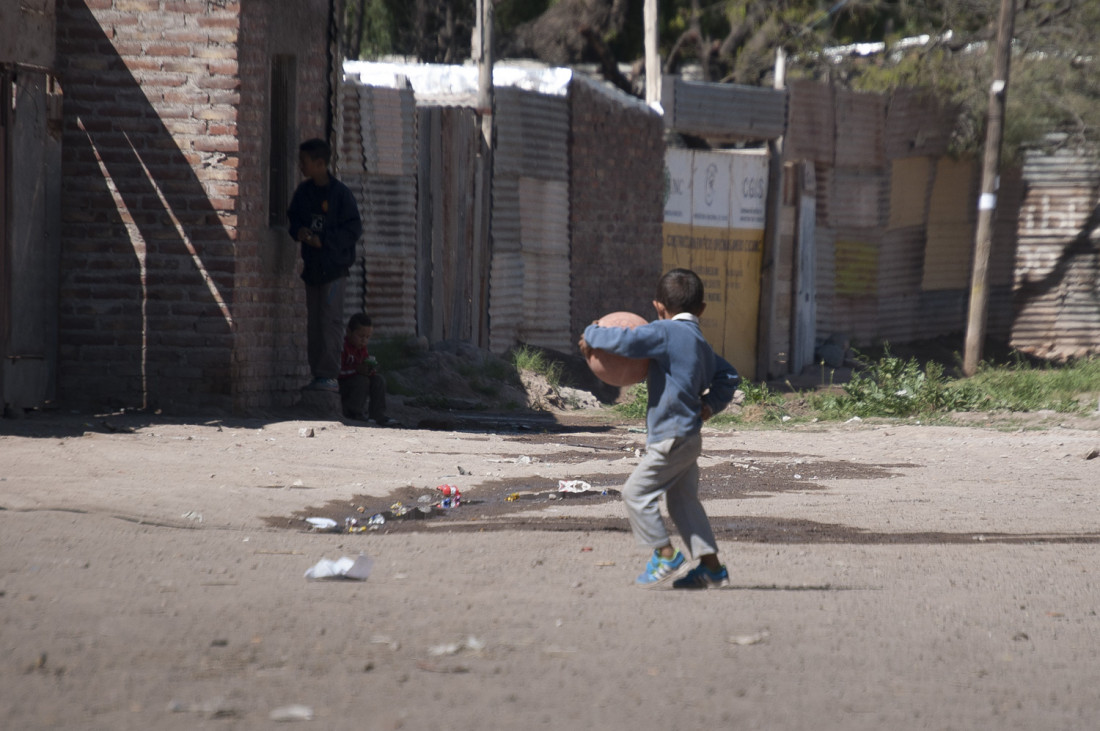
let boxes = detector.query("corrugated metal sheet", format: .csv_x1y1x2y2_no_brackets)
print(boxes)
518,177,571,351
490,88,570,353
835,89,886,169
786,81,836,164
1011,141,1100,359
661,76,787,142
339,82,419,336
831,169,886,229
360,84,418,177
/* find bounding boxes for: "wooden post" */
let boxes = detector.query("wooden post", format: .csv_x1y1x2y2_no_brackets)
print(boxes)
756,47,787,381
644,0,660,106
963,0,1015,376
472,0,494,347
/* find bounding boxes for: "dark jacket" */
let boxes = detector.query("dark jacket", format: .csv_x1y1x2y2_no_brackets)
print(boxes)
287,176,363,286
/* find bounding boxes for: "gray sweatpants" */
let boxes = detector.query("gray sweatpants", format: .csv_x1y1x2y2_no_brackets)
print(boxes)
305,276,346,380
623,432,719,559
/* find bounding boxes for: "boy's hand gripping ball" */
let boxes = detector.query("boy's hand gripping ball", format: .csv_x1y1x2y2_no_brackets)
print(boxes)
585,311,650,387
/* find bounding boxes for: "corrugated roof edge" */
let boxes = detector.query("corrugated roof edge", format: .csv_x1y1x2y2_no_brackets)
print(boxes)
342,59,660,117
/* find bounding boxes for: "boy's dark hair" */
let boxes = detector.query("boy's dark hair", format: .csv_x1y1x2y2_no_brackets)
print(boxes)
656,268,706,315
299,138,331,164
347,313,372,331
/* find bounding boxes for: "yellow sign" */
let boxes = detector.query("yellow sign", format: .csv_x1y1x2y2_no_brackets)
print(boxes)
662,149,768,378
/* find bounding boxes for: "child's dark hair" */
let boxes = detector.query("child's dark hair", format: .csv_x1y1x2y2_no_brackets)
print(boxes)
347,313,372,331
656,268,706,315
299,138,331,164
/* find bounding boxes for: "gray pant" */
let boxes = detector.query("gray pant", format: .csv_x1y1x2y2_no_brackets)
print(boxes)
305,276,346,380
623,432,719,558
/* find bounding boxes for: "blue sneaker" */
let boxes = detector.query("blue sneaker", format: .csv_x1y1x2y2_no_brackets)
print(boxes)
635,550,686,587
672,562,730,589
304,377,339,393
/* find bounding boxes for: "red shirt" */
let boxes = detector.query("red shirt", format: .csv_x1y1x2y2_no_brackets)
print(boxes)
339,339,370,380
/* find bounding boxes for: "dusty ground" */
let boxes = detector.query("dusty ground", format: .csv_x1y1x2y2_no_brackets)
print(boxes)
2,388,1100,730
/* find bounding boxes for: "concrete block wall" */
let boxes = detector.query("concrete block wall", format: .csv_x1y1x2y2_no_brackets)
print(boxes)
569,80,666,345
55,0,330,413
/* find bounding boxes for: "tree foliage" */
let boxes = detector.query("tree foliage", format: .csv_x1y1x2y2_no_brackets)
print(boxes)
342,0,1100,155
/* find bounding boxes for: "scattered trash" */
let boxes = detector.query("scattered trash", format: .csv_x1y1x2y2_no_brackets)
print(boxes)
506,492,521,502
304,554,374,580
457,465,470,475
269,704,314,722
167,698,240,718
298,427,315,438
181,511,203,523
845,416,862,424
428,636,485,656
728,630,770,646
437,484,462,508
558,479,593,493
1085,448,1099,460
305,517,338,532
580,546,593,552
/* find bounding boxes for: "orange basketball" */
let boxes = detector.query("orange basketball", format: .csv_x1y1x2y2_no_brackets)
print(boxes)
585,311,650,386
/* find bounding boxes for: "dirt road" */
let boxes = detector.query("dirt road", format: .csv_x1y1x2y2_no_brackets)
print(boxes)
2,409,1099,730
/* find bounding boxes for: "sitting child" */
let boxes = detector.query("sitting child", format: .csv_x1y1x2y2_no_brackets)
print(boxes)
339,313,392,426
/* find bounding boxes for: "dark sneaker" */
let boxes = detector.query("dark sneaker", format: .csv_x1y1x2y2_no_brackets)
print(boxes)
304,377,339,392
672,562,730,589
635,549,686,587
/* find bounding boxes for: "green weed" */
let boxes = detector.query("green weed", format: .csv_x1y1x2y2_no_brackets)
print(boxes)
511,345,563,389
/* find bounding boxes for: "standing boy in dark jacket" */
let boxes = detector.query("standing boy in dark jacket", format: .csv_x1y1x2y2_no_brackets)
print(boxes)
580,268,740,588
287,138,363,392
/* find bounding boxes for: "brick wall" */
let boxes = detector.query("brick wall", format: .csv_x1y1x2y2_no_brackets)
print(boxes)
569,79,666,345
55,0,331,413
234,0,330,411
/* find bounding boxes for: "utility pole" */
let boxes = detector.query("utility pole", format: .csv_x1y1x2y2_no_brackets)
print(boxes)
963,0,1016,376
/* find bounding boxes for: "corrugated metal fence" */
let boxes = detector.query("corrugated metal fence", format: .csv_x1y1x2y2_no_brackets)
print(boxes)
1011,140,1100,359
339,76,572,355
338,81,418,334
784,81,1021,350
490,87,571,353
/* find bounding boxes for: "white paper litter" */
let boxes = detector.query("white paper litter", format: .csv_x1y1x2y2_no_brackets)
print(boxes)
558,479,593,493
304,555,374,580
305,517,338,531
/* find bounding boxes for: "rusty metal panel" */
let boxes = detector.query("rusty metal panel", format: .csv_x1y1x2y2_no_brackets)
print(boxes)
0,0,55,68
1011,142,1100,359
786,81,835,164
662,76,787,142
835,89,885,169
884,89,954,159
